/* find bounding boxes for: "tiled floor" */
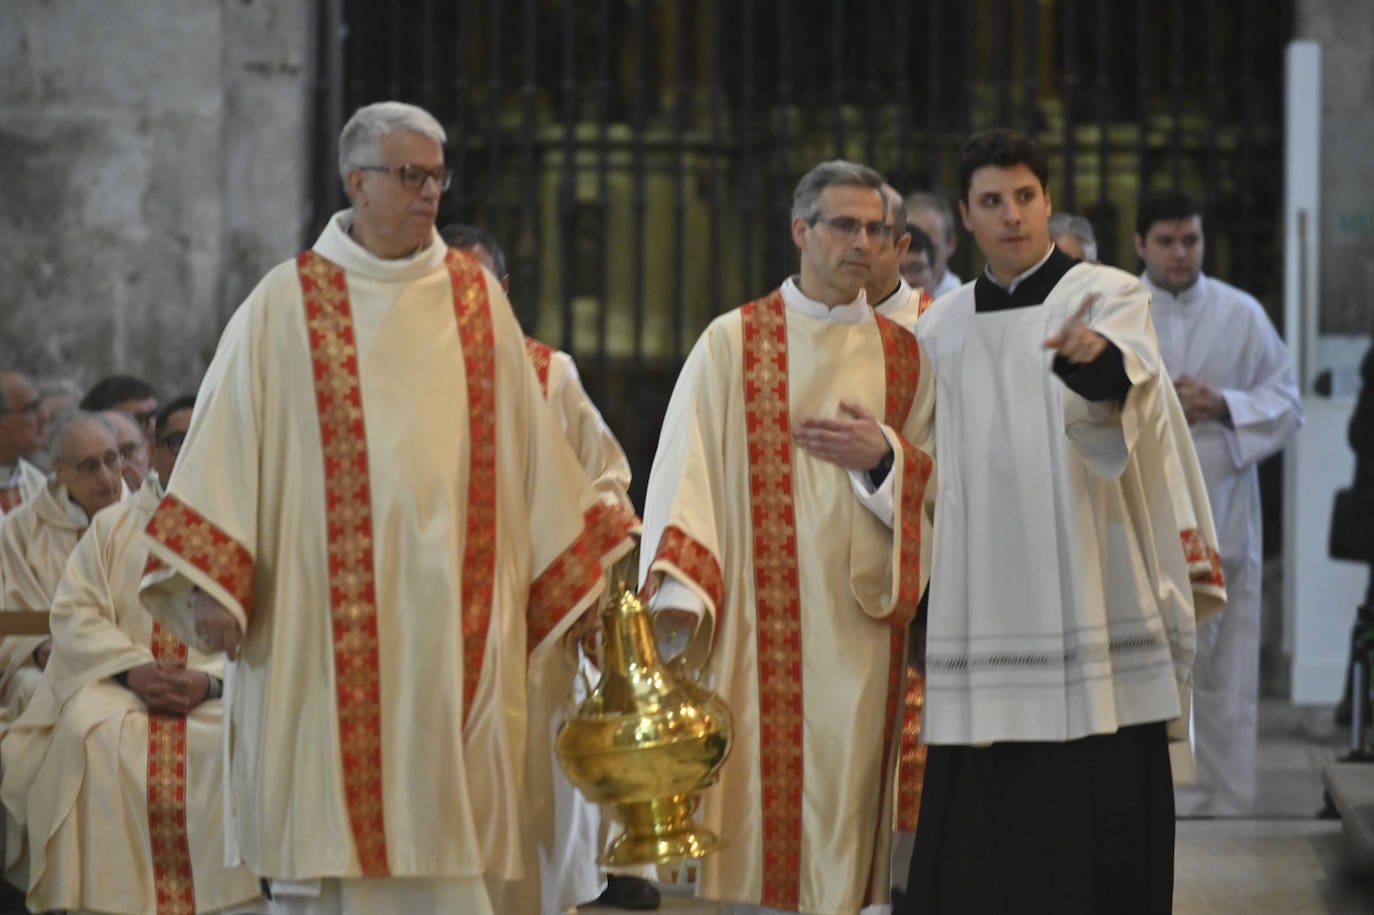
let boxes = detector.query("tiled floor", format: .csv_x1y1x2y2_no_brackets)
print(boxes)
584,700,1374,914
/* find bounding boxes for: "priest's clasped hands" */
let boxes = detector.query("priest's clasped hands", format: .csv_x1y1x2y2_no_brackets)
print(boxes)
126,661,213,716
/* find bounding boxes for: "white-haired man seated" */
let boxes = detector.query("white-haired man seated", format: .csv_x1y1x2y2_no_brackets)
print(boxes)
0,412,126,724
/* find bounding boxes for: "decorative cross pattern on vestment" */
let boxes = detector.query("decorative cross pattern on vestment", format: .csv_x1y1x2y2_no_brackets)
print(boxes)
527,500,638,655
868,313,931,904
297,249,389,876
146,623,196,915
640,524,725,613
524,336,556,398
144,496,255,617
740,292,806,911
444,248,502,727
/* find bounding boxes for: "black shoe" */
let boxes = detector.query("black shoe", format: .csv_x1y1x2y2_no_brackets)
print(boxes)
590,874,661,911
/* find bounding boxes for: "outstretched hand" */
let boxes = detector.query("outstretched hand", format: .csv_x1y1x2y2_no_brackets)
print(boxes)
795,400,890,470
1043,292,1106,363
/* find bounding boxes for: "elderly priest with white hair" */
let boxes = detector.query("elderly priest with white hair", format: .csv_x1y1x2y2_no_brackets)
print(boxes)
137,100,634,915
1,411,126,724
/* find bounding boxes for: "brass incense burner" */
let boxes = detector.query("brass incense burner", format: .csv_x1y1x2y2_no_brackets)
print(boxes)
555,552,733,866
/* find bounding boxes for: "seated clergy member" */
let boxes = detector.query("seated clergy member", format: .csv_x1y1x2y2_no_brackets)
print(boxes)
0,412,125,723
102,408,152,492
80,374,159,445
0,395,265,915
0,371,51,520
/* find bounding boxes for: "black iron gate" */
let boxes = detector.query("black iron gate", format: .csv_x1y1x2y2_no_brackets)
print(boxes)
309,0,1294,509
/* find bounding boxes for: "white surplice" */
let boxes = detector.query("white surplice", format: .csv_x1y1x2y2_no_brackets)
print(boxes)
0,478,262,914
137,212,633,911
1144,271,1303,816
916,263,1221,750
640,278,935,914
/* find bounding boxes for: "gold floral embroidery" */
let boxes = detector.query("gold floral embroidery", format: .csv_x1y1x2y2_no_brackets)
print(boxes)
146,623,195,915
298,250,389,876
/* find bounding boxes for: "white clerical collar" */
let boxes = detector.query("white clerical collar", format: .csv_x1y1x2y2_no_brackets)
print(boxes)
781,277,871,325
1142,271,1208,307
313,210,448,283
984,244,1057,294
65,496,90,528
873,277,914,317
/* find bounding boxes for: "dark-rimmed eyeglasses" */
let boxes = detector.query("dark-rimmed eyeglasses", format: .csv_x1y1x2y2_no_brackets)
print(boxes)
810,216,894,241
358,164,452,192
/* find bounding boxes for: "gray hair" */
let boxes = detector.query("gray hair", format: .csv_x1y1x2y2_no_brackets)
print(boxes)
337,101,447,190
1049,212,1099,262
903,191,956,239
101,408,146,445
791,160,887,224
882,184,908,235
49,410,117,463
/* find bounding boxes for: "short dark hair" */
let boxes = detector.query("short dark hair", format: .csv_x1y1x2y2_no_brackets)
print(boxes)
1135,189,1201,237
905,223,936,265
79,375,156,412
956,128,1050,202
439,223,508,278
155,394,196,441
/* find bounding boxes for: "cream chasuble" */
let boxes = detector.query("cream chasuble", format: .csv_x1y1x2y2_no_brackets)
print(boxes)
640,282,935,914
523,337,633,511
523,335,643,914
916,263,1224,761
0,478,261,914
0,458,47,518
138,213,635,889
0,480,93,721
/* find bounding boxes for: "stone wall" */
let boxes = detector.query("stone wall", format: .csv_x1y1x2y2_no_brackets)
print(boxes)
1296,0,1374,334
0,0,310,399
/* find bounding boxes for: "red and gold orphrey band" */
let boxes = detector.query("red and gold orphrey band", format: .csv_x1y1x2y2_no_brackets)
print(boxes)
870,314,930,899
641,524,726,613
145,496,255,618
146,624,195,915
896,666,928,830
444,249,501,724
524,336,555,398
1180,528,1225,589
297,250,389,876
527,501,638,654
741,292,805,910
